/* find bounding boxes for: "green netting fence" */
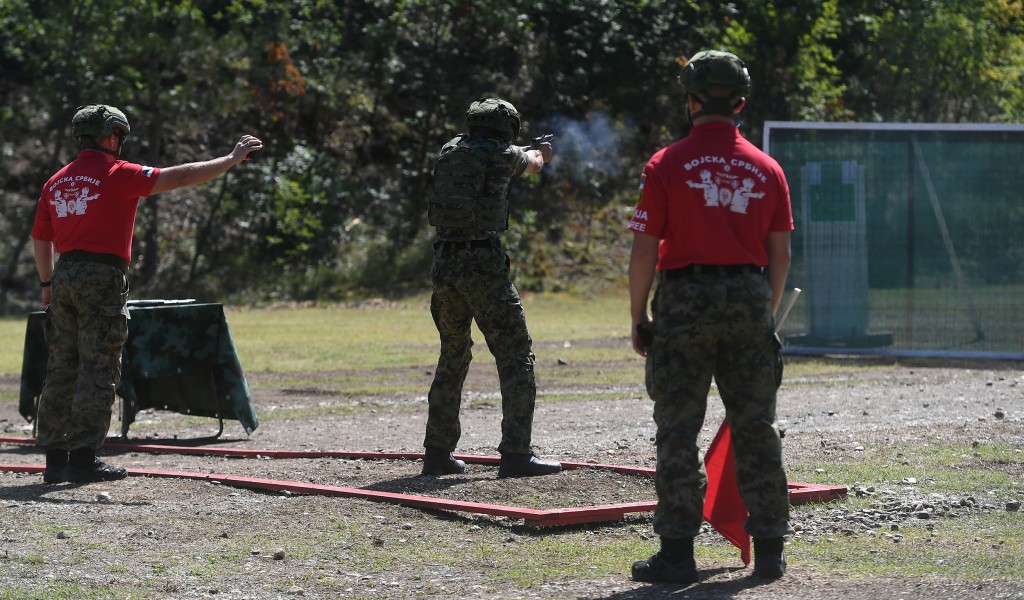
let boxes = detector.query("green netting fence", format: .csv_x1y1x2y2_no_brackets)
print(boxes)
764,122,1024,359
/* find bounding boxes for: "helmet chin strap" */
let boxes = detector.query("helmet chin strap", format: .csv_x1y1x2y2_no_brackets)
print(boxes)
89,143,118,157
687,94,744,123
84,133,126,158
113,133,126,158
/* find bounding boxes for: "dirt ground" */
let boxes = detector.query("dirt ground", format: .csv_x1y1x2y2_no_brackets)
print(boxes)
1,353,1023,599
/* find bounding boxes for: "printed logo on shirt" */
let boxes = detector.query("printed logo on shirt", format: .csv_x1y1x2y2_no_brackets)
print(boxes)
50,184,100,218
684,158,767,215
142,166,155,178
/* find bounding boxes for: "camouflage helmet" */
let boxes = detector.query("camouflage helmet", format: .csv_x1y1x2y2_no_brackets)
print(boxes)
465,98,521,142
71,104,131,140
680,50,751,98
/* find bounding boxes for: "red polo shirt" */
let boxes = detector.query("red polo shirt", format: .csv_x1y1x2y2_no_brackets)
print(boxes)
32,150,160,263
628,122,793,270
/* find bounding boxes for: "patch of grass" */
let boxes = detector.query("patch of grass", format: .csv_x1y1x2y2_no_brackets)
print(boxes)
225,302,437,373
931,442,1023,467
486,535,637,586
1,293,923,380
324,518,401,573
0,584,143,600
263,373,427,396
314,515,736,589
136,540,190,578
784,436,1024,580
788,441,1023,497
183,544,269,579
19,553,47,565
783,357,893,379
35,524,77,537
0,315,26,373
224,293,638,374
187,564,210,577
793,511,1024,579
320,382,426,396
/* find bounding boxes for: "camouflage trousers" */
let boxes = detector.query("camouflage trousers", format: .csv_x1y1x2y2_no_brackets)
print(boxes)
424,242,536,455
645,271,793,540
36,259,129,451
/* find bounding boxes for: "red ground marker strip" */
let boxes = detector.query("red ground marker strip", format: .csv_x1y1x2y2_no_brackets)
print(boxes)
0,463,656,527
0,436,846,526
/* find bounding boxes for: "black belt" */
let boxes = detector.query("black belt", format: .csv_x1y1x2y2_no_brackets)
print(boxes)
58,250,129,271
438,239,498,252
664,264,764,279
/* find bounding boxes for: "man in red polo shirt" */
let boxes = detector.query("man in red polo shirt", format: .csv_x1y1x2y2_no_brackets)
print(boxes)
31,104,263,484
628,51,794,583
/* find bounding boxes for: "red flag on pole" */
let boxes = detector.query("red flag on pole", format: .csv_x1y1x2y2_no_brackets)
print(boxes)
703,419,751,565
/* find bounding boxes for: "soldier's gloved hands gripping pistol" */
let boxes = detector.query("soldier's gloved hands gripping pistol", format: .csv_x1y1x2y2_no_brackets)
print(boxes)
531,133,554,163
635,322,654,353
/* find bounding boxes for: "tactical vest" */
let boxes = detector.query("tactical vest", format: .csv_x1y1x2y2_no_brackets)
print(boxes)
428,134,510,231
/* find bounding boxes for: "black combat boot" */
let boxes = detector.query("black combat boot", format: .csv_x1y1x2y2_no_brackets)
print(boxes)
752,537,786,579
497,453,562,478
43,449,70,484
631,536,699,584
67,449,128,484
421,447,466,476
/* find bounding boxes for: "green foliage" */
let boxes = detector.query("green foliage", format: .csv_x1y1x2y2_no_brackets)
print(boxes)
836,0,1024,122
1,1,1021,310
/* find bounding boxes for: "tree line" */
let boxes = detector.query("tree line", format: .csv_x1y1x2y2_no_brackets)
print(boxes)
1,0,1021,312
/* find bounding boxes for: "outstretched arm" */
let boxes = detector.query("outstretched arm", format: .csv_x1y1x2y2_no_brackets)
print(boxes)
150,135,264,195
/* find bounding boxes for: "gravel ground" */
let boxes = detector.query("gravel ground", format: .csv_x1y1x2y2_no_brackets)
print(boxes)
1,357,1023,599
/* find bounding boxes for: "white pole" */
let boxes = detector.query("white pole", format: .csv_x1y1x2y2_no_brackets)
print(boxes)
775,288,802,333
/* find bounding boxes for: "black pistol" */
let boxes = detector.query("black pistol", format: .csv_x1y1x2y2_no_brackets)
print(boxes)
636,323,654,351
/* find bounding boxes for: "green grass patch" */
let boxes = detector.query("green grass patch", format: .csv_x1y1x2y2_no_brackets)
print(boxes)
792,511,1024,579
783,357,893,379
311,516,737,589
0,585,143,600
788,441,1023,495
0,315,27,373
18,553,47,565
785,437,1024,580
0,293,919,380
486,534,640,586
224,292,635,374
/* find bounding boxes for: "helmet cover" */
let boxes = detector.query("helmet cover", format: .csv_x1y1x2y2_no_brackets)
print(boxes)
680,50,751,98
71,104,131,139
465,98,521,142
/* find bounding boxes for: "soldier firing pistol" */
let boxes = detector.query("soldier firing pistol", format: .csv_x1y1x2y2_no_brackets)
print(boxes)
531,133,555,146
